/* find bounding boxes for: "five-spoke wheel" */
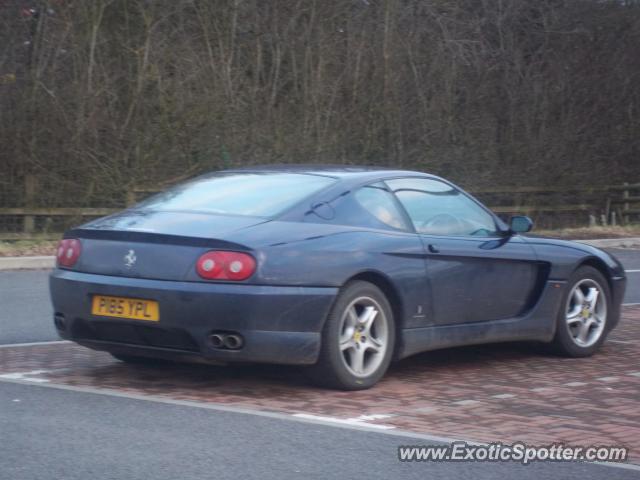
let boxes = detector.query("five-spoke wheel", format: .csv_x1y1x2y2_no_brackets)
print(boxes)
308,281,395,390
338,297,390,378
553,266,611,357
565,279,607,348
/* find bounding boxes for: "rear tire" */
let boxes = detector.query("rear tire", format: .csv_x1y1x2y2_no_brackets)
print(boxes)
551,266,611,357
307,281,395,390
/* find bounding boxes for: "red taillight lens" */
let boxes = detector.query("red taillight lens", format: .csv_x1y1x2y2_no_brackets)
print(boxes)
196,251,256,281
56,238,81,267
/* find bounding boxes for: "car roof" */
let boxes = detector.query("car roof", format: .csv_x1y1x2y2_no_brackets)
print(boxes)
221,164,434,183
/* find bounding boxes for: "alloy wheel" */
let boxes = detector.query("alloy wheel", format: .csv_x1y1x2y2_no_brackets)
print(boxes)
565,279,607,348
338,296,389,378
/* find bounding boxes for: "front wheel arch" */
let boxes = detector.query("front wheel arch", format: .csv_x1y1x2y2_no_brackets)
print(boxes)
576,257,615,293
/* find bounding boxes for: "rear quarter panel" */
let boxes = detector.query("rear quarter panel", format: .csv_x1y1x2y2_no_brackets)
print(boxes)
233,221,429,328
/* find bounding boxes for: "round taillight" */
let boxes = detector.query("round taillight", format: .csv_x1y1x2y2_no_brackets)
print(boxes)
196,251,256,281
196,252,224,278
56,238,81,267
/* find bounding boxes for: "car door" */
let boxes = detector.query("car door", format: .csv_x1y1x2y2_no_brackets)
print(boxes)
386,177,541,326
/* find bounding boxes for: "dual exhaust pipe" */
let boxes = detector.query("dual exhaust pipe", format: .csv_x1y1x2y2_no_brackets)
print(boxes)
209,332,244,350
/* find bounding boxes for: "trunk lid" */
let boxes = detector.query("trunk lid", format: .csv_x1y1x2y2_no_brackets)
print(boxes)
65,210,267,281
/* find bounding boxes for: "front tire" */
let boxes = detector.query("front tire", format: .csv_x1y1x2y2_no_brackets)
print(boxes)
308,281,395,390
551,266,611,357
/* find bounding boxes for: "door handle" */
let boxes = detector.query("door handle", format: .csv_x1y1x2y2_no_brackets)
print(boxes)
428,244,440,253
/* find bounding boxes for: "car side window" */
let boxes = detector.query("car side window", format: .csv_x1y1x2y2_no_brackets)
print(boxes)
353,183,407,230
317,182,408,231
386,178,498,237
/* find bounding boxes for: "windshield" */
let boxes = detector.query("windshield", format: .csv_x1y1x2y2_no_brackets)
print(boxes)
136,172,336,217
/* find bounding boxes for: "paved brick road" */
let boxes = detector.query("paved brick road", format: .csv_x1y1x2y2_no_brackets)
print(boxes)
2,307,639,462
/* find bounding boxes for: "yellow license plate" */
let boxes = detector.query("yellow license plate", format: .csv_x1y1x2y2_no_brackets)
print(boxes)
91,295,159,322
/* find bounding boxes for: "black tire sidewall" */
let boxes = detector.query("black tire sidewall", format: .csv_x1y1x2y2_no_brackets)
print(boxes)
313,281,396,390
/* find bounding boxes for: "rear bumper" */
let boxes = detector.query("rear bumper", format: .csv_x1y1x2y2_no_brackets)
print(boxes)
49,269,338,365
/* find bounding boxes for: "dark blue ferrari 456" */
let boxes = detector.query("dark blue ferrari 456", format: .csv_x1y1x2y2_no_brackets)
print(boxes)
49,166,626,390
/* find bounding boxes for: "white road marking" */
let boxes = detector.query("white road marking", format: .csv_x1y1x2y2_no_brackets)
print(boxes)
0,340,70,349
596,376,619,383
625,269,640,273
293,413,395,430
0,369,68,383
623,303,640,306
0,377,638,471
0,373,49,383
349,413,395,422
0,369,51,378
564,382,588,387
491,393,516,399
593,462,640,473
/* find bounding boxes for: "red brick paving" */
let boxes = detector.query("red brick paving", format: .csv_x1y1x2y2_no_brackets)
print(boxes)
1,307,639,462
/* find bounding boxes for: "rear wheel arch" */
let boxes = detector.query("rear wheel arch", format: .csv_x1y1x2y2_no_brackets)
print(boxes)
347,271,403,318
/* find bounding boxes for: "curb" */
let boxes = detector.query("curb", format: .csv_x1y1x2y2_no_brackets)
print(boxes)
0,256,55,271
0,237,638,271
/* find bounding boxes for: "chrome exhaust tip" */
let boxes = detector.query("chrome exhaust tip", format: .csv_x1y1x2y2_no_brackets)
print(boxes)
209,334,225,348
223,334,244,350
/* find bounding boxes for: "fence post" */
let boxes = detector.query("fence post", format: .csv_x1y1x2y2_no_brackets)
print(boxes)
126,188,136,207
23,174,37,234
623,182,630,225
600,214,607,226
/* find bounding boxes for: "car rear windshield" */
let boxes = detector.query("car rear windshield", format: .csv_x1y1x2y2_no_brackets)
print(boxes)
136,172,336,217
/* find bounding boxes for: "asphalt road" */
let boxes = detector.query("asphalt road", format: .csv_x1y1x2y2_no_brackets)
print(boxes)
1,248,639,479
1,382,636,480
609,247,640,303
0,270,57,344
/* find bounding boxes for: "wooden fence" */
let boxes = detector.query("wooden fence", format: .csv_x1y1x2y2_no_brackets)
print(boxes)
472,183,640,223
1,177,639,240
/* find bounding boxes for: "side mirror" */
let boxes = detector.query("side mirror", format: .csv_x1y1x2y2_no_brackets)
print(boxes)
510,216,534,234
